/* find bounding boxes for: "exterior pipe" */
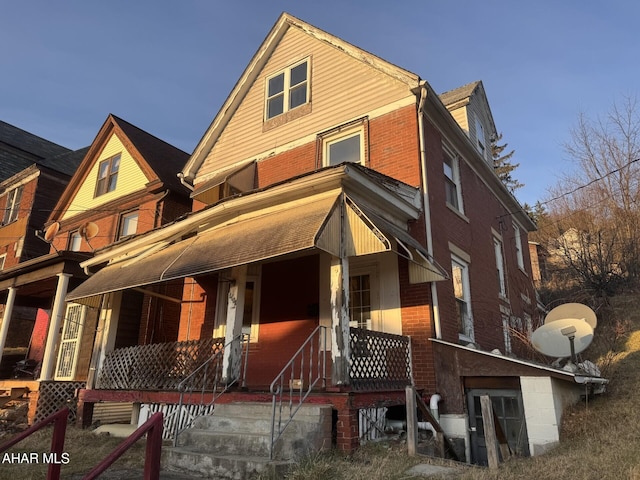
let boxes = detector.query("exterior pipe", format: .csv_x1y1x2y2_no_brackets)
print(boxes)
429,393,442,422
177,172,194,191
417,84,442,339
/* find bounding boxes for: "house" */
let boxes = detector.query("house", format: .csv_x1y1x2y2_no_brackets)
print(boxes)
0,114,190,424
0,144,87,381
65,13,603,468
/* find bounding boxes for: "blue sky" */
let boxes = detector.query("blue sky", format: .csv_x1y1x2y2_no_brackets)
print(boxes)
2,1,638,206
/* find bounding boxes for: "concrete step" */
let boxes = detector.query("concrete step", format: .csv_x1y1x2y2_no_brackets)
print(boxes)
176,428,272,457
164,447,292,480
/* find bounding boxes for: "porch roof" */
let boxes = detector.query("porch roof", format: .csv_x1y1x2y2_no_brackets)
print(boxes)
66,191,446,305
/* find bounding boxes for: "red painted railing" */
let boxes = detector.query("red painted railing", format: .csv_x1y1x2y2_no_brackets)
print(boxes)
0,407,69,480
82,411,164,480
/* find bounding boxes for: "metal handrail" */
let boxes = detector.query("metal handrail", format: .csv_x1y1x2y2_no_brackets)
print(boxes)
83,412,164,480
172,332,250,445
269,325,327,460
0,407,69,480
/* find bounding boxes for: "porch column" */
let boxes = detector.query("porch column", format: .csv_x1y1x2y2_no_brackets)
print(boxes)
222,265,247,382
0,287,17,359
40,273,71,380
330,255,350,385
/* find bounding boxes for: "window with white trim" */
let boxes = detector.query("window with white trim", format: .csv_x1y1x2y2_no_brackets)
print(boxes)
68,231,82,252
443,150,463,211
494,236,507,298
265,59,309,120
0,254,6,271
452,255,473,340
118,211,139,240
513,223,525,270
95,154,120,197
475,116,486,159
324,128,364,166
3,186,23,224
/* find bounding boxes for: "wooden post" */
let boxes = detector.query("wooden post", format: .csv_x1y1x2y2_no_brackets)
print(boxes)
330,255,350,385
222,265,247,382
480,395,500,469
405,386,418,456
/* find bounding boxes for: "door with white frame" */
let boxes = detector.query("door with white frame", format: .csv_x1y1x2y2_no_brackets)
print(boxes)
54,303,86,380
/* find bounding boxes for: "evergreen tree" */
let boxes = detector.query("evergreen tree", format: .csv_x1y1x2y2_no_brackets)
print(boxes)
491,132,523,192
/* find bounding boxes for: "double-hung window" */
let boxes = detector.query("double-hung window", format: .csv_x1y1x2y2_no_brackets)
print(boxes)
475,116,486,160
443,150,462,211
265,59,309,120
494,236,507,298
452,255,473,340
3,186,23,224
513,223,525,270
118,211,139,240
95,154,121,197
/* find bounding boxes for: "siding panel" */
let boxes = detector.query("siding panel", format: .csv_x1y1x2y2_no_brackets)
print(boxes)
197,27,415,183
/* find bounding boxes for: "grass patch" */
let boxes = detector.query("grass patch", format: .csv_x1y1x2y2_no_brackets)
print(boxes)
0,426,145,480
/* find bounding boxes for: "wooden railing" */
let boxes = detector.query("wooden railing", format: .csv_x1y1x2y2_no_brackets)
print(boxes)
349,327,413,391
96,337,225,390
83,412,164,480
270,325,327,460
0,407,69,480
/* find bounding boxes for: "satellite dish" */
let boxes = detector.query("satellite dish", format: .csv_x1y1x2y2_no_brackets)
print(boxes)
532,318,594,358
43,222,60,242
545,303,597,329
80,221,99,240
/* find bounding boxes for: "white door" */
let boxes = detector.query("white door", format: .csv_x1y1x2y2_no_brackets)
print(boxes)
54,303,86,380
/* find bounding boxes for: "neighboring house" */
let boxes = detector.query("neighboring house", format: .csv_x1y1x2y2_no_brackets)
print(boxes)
0,146,87,383
0,120,71,181
0,114,190,424
66,14,603,465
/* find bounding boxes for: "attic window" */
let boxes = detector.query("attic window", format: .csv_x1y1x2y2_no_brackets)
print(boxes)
95,154,121,197
265,59,309,121
475,117,486,159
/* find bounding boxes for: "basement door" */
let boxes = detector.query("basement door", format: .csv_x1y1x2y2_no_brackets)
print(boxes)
466,389,530,465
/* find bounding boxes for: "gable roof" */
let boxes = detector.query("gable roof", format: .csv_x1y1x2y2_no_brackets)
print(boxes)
181,12,420,182
0,120,71,181
439,80,497,135
439,80,481,107
49,114,190,222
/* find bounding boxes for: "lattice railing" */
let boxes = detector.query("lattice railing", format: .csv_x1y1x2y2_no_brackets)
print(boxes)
349,327,413,391
96,338,225,390
34,381,85,423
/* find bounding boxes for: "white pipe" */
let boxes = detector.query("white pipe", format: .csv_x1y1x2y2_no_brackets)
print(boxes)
430,393,442,422
417,84,442,339
417,421,436,436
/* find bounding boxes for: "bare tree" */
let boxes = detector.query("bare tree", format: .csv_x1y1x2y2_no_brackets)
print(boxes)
541,96,640,297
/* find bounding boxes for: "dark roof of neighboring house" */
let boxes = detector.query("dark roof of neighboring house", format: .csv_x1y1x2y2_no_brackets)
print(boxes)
0,121,71,180
38,146,90,177
438,80,481,107
111,115,190,194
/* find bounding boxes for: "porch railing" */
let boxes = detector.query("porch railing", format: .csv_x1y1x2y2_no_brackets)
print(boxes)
349,327,413,391
269,325,327,460
96,337,225,390
172,332,250,445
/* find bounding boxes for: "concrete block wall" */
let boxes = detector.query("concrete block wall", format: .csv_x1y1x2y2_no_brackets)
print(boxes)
521,376,582,455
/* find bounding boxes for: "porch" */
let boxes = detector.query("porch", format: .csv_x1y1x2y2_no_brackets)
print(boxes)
78,326,414,452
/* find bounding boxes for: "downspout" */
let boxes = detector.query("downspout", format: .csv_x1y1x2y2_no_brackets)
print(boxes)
418,83,442,339
177,172,194,192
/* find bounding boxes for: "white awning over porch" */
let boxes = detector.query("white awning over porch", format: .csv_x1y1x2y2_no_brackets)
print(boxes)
66,190,446,305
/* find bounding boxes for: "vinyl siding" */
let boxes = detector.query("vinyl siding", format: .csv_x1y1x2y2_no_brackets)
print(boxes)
196,27,415,183
62,134,150,220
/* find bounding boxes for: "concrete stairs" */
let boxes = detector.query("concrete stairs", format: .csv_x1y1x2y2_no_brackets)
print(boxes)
164,402,332,479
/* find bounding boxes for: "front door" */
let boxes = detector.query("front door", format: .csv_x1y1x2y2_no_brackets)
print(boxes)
467,388,530,465
54,303,86,380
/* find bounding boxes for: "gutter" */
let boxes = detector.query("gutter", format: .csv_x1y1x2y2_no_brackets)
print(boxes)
418,82,442,339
